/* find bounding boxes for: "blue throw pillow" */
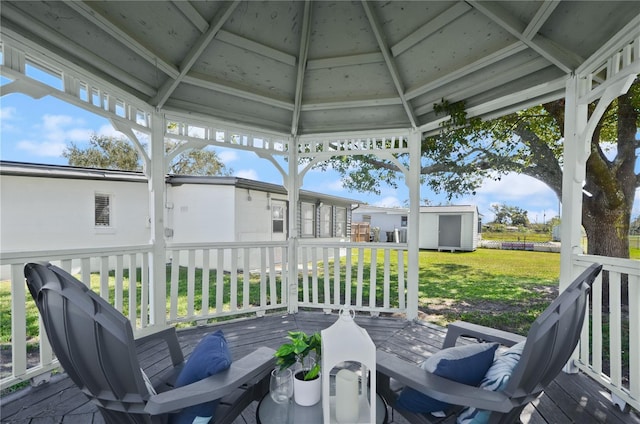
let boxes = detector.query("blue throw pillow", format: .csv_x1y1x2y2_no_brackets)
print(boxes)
396,342,499,414
170,330,233,424
457,341,525,424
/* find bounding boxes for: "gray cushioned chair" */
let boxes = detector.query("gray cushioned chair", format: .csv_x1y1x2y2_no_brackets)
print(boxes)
24,262,276,424
377,263,602,424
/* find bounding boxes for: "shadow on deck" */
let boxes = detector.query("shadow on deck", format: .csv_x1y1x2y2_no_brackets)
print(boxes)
1,312,638,424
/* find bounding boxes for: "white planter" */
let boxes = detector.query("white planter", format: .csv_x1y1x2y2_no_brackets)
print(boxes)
293,370,321,406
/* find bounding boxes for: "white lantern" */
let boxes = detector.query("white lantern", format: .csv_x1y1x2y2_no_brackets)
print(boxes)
321,307,376,424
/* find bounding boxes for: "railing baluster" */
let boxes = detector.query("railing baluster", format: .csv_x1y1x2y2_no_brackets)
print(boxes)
345,248,352,306
369,248,377,308
187,250,196,318
169,251,180,321
230,248,238,311
609,271,622,387
383,249,390,309
323,247,330,306
216,248,225,313
128,254,137,324
356,248,364,308
268,247,277,306
115,256,124,312
243,248,250,309
202,249,210,315
140,253,149,327
333,247,340,305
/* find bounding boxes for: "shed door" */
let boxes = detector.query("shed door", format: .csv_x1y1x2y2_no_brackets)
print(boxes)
438,215,461,248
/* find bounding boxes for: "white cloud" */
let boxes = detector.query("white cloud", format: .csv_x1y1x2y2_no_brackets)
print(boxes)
476,173,551,200
0,107,17,120
374,196,402,207
218,150,238,163
236,169,259,180
16,139,66,157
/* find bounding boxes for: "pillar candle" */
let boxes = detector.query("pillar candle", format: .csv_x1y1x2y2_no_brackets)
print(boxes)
335,369,359,423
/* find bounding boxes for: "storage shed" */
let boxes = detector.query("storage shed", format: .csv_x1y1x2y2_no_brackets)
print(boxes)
419,205,480,252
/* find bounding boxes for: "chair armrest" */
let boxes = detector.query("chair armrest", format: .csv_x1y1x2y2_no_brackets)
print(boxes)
135,327,184,367
144,346,276,415
443,321,526,349
376,350,513,413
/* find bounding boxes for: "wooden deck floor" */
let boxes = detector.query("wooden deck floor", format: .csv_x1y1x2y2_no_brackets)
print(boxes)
1,312,638,423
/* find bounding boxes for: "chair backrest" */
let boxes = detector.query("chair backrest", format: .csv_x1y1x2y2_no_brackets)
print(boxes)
500,263,602,417
24,262,150,414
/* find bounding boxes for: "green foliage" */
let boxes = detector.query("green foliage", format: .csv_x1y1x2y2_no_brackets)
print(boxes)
63,133,233,176
64,134,142,170
274,331,322,380
490,203,530,226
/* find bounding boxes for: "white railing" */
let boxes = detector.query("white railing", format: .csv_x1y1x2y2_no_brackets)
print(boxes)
297,241,407,315
0,245,154,390
165,241,289,323
573,254,640,412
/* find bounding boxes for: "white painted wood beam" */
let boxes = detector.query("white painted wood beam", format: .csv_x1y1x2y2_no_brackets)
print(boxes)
63,1,179,79
306,52,384,70
405,42,528,100
0,7,156,97
301,96,402,111
172,0,208,33
468,0,581,73
413,55,551,116
183,73,293,110
577,14,640,75
291,0,312,137
361,0,417,128
391,2,471,57
523,0,560,40
151,1,240,109
216,30,297,67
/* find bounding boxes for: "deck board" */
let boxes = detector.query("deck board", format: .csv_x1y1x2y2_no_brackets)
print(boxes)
2,312,638,424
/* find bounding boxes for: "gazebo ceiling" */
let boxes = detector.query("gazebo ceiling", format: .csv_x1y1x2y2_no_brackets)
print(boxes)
2,1,639,137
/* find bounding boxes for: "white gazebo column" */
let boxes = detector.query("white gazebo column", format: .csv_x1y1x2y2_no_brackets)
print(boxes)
406,131,422,320
148,111,168,328
559,74,589,293
287,136,300,314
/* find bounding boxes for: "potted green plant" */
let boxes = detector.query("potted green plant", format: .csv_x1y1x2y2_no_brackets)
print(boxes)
274,330,322,406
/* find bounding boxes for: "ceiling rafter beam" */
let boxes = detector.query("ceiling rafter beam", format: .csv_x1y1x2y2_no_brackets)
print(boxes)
172,0,208,33
307,52,384,70
290,0,312,136
183,74,293,111
467,0,582,73
63,1,179,79
216,30,296,67
151,0,240,109
361,0,417,128
1,5,156,97
302,96,402,111
405,41,528,100
523,0,560,40
391,2,471,57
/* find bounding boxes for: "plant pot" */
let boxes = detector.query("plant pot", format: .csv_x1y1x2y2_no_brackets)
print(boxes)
293,370,321,406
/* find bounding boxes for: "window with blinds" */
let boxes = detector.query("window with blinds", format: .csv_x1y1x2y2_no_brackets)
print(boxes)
95,194,111,227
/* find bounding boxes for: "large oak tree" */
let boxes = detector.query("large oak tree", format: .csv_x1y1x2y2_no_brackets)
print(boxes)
322,79,639,260
63,134,232,176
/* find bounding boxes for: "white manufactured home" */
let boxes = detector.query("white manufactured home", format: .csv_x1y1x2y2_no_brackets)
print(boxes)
419,205,480,252
0,161,358,275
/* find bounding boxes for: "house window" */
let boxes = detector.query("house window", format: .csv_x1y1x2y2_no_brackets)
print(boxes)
95,193,111,227
335,207,347,237
319,204,332,237
401,215,408,227
301,202,315,237
272,202,285,233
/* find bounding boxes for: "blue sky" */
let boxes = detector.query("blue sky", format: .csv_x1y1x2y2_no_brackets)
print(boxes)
1,91,639,224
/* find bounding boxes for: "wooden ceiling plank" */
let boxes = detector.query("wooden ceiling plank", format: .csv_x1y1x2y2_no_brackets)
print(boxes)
302,97,402,111
216,30,296,67
63,1,179,79
468,0,576,73
361,0,417,128
291,0,312,136
172,0,208,33
405,42,528,100
523,0,560,40
152,1,240,108
306,52,384,70
391,2,471,57
1,4,156,97
183,74,293,111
